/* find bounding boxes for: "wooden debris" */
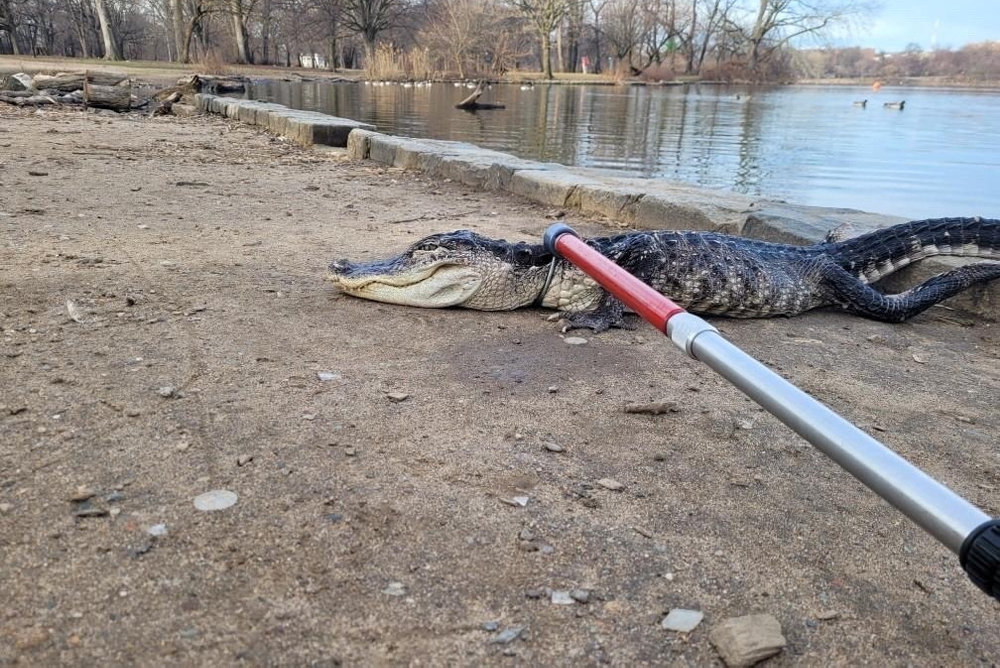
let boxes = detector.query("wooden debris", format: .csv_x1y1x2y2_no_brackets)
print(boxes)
455,80,506,111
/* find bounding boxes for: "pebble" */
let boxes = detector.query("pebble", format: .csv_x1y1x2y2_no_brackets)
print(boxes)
550,590,575,605
0,502,11,514
69,486,96,502
501,496,529,507
661,608,704,633
524,588,544,599
236,454,254,466
193,489,238,511
489,626,525,644
106,491,125,502
543,441,564,453
596,478,624,491
383,581,406,596
147,523,168,537
386,391,409,403
482,621,499,632
157,386,177,398
176,441,191,452
570,589,590,604
564,336,588,345
709,614,786,667
344,447,357,457
547,386,558,393
317,371,341,382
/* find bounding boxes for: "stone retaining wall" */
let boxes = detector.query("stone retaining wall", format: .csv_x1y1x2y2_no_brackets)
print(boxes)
196,93,997,319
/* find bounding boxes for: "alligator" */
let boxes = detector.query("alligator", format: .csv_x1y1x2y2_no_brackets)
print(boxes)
328,217,1000,331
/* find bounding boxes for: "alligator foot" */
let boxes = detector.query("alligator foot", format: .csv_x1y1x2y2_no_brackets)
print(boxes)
559,297,637,332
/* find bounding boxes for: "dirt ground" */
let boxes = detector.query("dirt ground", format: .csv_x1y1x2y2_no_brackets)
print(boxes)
1,103,998,666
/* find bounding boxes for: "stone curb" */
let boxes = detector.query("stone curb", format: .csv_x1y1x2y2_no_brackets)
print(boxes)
194,93,374,147
194,93,996,318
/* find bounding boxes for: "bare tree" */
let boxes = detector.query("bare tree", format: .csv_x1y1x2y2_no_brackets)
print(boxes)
507,0,569,78
94,0,123,59
602,0,642,69
745,0,871,73
343,0,401,60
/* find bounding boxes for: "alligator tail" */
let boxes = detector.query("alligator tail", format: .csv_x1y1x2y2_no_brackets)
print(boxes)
821,260,1000,322
825,217,1000,283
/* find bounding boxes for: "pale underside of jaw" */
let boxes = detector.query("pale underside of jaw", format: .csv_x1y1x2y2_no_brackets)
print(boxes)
333,264,483,308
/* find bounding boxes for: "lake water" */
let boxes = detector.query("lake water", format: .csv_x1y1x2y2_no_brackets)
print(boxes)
243,80,1000,220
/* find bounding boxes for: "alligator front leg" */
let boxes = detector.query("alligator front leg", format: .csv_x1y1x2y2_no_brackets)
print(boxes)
821,259,1000,322
559,294,638,332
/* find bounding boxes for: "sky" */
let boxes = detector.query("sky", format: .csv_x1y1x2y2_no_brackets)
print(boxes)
829,0,1000,52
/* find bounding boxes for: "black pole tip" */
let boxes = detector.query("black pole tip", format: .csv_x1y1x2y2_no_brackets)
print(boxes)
543,223,579,255
960,518,1000,600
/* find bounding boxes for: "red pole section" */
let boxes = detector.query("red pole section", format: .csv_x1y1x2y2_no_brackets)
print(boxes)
544,225,686,333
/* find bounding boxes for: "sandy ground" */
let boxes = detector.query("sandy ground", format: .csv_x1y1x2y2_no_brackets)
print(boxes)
1,104,999,665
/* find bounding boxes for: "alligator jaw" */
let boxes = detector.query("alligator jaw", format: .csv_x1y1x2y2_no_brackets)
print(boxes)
328,261,484,308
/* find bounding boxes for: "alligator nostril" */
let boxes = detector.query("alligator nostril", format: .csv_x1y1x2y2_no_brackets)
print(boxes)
329,259,352,274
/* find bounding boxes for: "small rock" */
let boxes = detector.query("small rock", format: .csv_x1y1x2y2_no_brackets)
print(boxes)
386,391,409,403
815,610,840,621
564,336,588,345
317,371,341,382
489,626,525,644
236,454,254,467
147,523,168,537
596,477,624,491
501,495,529,507
383,581,406,596
624,401,680,415
175,441,191,452
157,386,177,398
69,486,96,502
709,614,786,667
547,386,558,393
344,447,357,457
570,589,590,604
301,413,316,421
524,588,544,599
482,621,499,632
543,441,564,453
518,540,539,552
105,491,125,503
661,608,704,633
550,590,574,605
518,528,536,541
0,502,12,514
193,489,238,511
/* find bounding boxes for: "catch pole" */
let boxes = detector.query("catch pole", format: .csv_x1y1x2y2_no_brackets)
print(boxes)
543,223,1000,600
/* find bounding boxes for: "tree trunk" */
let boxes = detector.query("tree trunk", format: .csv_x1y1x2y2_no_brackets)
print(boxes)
231,0,251,63
94,0,122,60
172,0,185,62
748,0,769,73
541,31,553,79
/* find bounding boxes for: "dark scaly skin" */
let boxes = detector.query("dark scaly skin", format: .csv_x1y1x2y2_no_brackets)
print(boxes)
328,217,1000,331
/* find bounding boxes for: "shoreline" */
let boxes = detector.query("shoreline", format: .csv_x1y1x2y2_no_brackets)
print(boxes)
4,54,1000,90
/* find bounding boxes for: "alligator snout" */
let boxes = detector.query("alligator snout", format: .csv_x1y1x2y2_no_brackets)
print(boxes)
328,259,354,276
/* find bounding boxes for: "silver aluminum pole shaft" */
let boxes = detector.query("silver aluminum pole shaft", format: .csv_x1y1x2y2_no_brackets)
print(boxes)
667,312,990,554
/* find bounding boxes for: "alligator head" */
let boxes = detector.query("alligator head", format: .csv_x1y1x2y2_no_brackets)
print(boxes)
328,230,555,311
